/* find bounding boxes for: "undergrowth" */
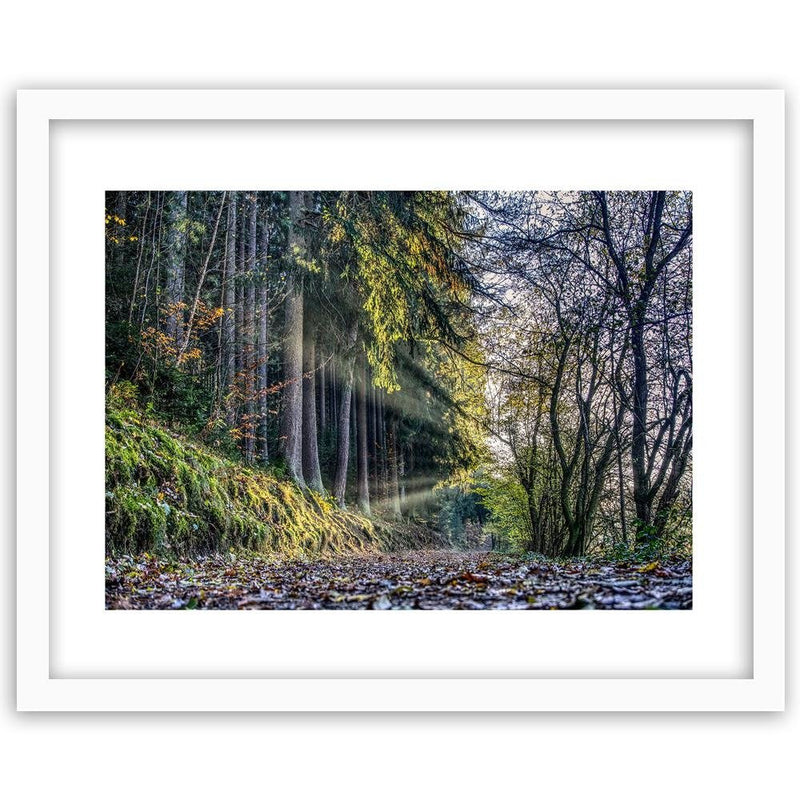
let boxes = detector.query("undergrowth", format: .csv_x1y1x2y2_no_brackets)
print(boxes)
105,388,391,558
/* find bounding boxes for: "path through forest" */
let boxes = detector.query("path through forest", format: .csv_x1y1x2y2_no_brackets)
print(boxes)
106,550,692,610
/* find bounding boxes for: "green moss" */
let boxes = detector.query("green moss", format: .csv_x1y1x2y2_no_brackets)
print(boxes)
105,404,383,558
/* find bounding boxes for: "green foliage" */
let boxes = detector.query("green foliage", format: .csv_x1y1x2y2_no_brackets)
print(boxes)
145,360,215,432
475,475,532,553
434,483,486,549
105,389,387,558
322,191,473,390
629,506,693,562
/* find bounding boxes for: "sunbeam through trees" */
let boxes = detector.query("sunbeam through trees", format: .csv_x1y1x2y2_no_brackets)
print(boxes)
105,189,692,610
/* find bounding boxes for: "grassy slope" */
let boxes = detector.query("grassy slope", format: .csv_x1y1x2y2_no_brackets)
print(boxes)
105,404,396,558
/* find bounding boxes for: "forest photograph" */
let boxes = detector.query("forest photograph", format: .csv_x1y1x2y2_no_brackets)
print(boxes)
105,189,693,610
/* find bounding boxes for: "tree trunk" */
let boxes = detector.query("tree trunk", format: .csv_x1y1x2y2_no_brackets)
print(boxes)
163,191,187,353
330,358,338,439
631,320,652,542
235,196,246,405
387,415,401,519
609,330,627,549
302,318,324,492
127,192,150,326
399,443,407,507
368,378,378,502
332,322,357,507
223,193,237,426
356,356,371,515
525,488,541,554
378,390,389,502
113,191,127,274
279,191,305,487
318,350,326,435
243,194,257,462
653,432,692,538
332,367,354,507
179,192,226,363
257,202,269,464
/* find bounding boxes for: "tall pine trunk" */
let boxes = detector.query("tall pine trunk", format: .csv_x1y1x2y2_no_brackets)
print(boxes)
377,390,388,502
387,415,401,519
399,443,407,507
235,196,246,415
279,192,305,487
318,351,326,435
330,358,338,440
257,202,269,464
356,356,371,515
333,373,354,507
244,194,257,462
332,321,357,507
302,318,324,492
368,379,378,503
163,191,187,353
223,193,237,425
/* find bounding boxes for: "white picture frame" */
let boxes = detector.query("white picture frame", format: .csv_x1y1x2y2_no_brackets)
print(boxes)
17,89,785,711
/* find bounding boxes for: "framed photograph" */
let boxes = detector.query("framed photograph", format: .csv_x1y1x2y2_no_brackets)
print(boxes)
17,89,784,711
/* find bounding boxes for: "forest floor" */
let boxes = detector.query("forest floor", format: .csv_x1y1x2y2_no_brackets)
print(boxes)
106,550,692,610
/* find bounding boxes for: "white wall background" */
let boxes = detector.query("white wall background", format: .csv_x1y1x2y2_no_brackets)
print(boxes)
1,2,795,797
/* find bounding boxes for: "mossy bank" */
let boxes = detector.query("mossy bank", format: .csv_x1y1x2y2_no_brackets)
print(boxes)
105,400,393,558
